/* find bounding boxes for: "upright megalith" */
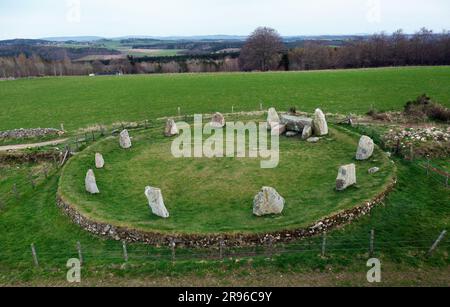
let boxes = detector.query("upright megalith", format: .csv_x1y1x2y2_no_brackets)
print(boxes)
210,112,226,128
253,187,285,216
302,125,313,140
145,186,170,218
95,153,105,169
356,136,375,160
165,119,179,137
336,164,357,191
85,169,99,194
313,108,328,136
119,129,132,149
267,108,280,129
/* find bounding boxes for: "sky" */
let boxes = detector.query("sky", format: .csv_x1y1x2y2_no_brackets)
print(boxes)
0,0,449,39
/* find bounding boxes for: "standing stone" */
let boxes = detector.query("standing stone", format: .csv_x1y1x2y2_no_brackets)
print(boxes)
356,136,375,160
271,124,286,136
336,164,357,191
313,108,329,136
145,187,169,218
164,119,179,137
210,112,225,128
95,153,105,169
267,108,280,128
253,187,285,216
85,169,99,194
281,115,313,132
302,125,313,140
119,129,132,149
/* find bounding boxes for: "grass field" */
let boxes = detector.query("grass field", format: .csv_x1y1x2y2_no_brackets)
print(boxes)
59,124,394,234
0,67,448,286
0,67,449,132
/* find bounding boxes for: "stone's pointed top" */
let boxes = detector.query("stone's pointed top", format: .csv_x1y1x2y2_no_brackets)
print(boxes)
267,107,280,126
302,125,312,140
210,112,225,128
145,186,170,219
95,153,104,169
119,129,132,149
313,108,328,136
85,169,99,194
253,186,285,216
356,135,375,160
165,119,179,137
336,164,357,191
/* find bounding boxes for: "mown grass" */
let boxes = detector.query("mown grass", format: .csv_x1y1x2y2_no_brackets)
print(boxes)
0,158,447,285
58,123,394,234
1,67,449,132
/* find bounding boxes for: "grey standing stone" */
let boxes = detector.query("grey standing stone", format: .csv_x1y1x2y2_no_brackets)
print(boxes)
356,136,375,160
313,108,329,136
302,125,313,140
145,187,169,218
119,129,132,149
253,187,285,216
281,115,313,132
271,123,286,136
210,112,225,128
95,153,104,169
85,169,99,194
165,119,179,137
267,108,280,128
336,164,357,191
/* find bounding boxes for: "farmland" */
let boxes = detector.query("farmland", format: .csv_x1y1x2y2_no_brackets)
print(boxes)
0,66,449,286
0,66,449,132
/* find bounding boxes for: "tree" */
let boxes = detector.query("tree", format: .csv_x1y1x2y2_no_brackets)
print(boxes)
239,27,284,71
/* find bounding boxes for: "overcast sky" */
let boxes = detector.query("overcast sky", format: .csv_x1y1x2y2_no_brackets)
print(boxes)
1,0,449,39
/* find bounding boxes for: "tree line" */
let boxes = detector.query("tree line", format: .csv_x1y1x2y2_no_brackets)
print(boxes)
1,27,449,78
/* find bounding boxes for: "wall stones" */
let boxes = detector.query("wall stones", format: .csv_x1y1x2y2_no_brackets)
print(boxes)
0,128,63,140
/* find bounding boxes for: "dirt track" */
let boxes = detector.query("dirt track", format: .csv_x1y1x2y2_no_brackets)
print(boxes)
0,139,68,152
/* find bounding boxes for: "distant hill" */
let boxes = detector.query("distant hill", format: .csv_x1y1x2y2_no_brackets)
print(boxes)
41,36,105,42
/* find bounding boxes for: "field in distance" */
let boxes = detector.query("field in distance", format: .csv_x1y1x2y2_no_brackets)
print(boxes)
0,66,449,132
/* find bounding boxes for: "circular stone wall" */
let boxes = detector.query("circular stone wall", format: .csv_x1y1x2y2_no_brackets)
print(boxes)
58,123,396,246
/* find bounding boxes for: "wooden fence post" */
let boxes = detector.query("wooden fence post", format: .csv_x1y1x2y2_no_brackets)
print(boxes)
369,229,375,257
77,241,83,266
219,239,225,260
321,233,327,257
427,230,447,257
267,236,274,259
31,243,39,267
28,172,35,189
170,239,176,262
12,184,19,200
122,241,129,262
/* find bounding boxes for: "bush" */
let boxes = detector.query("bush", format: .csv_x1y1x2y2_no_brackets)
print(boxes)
404,94,450,122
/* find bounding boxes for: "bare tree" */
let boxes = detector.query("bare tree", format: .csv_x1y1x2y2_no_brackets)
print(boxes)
239,27,284,71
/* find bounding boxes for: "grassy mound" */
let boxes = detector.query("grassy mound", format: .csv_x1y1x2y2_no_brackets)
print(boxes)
59,123,395,235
